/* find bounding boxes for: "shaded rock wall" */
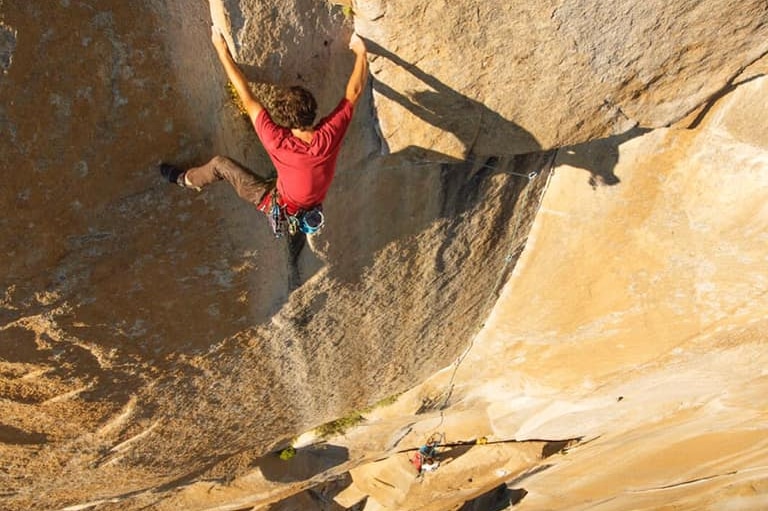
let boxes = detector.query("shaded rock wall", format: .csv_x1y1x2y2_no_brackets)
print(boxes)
1,1,547,508
0,0,765,510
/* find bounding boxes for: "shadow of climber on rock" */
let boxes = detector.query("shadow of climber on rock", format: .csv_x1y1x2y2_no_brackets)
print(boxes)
364,39,541,160
367,38,643,189
320,39,552,284
556,126,651,188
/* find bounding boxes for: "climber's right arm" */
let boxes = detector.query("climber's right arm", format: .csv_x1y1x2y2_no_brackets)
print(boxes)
211,26,264,123
345,33,369,106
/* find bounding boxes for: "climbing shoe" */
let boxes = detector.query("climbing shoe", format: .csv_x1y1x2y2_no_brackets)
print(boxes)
159,163,188,188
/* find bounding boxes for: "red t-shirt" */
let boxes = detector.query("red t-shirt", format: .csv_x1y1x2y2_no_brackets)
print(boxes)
255,98,354,214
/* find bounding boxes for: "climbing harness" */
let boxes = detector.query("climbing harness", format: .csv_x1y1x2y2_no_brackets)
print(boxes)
260,188,324,238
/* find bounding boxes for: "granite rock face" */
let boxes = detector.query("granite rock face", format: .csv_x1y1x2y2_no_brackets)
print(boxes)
0,1,544,508
0,0,766,510
354,0,768,159
326,74,768,511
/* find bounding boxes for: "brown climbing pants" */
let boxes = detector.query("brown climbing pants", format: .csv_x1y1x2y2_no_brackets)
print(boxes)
184,155,273,207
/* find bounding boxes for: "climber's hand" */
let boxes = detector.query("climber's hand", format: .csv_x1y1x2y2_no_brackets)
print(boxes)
345,33,368,104
349,33,366,56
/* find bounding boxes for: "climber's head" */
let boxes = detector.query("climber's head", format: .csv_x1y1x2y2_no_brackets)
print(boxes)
274,86,317,130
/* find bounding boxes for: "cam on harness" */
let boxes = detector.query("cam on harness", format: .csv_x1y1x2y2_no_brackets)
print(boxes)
257,187,324,238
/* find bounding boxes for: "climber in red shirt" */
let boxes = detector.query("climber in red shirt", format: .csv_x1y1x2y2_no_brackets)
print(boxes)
160,26,368,236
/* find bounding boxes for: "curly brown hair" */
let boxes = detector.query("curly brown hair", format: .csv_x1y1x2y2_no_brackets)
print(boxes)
272,86,318,129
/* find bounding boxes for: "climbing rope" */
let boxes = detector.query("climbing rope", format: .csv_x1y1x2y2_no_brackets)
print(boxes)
429,149,559,433
340,154,542,181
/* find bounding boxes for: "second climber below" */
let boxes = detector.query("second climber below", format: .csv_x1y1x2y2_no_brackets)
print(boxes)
160,26,369,237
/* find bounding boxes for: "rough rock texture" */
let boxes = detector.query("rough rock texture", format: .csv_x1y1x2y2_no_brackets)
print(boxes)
429,74,768,511
1,1,545,508
0,0,766,510
354,0,768,159
120,73,768,511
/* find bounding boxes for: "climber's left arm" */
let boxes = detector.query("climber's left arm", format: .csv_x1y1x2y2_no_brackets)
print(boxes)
211,26,264,123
